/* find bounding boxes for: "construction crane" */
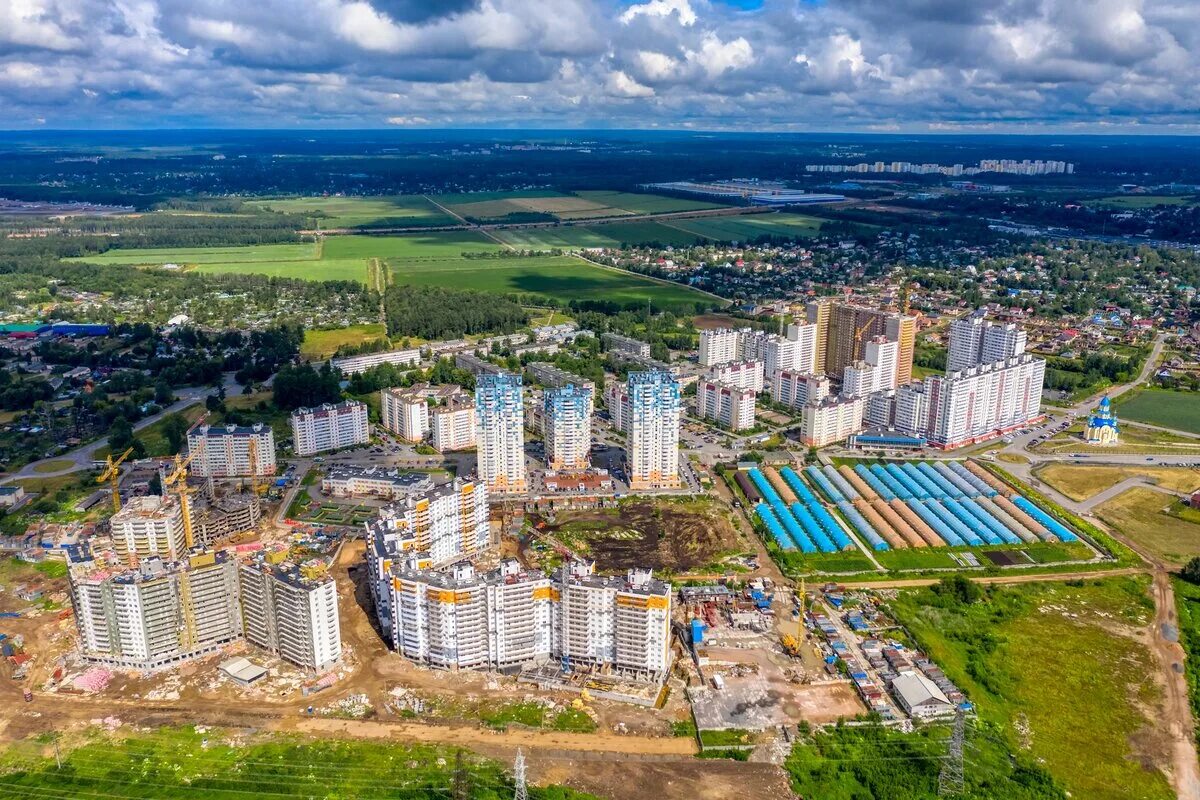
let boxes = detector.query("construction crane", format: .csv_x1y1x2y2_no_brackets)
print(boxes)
247,435,267,495
162,452,198,549
96,447,134,514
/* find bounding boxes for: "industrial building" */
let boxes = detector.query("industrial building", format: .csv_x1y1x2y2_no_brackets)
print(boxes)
627,371,681,490
543,384,593,470
330,348,420,375
290,400,369,456
697,380,756,431
239,555,342,673
475,373,526,493
187,423,276,479
321,465,434,500
69,551,243,670
375,558,671,679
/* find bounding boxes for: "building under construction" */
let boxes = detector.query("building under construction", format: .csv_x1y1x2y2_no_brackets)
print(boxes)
107,490,261,563
239,553,342,673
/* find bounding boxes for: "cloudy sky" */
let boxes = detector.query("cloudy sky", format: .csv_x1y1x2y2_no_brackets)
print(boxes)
1,0,1198,130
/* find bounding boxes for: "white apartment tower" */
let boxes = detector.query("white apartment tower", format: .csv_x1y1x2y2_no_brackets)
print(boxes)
430,397,477,452
290,400,370,456
475,373,526,493
772,371,831,409
799,396,865,447
626,371,681,490
697,380,756,431
842,336,900,398
947,310,1027,372
381,387,429,442
187,423,276,479
698,328,741,367
706,360,764,393
543,384,593,470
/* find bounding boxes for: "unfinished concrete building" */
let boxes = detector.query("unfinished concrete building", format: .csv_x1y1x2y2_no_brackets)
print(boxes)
239,555,342,673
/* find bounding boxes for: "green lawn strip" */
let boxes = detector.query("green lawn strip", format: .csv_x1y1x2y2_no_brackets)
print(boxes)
1114,388,1200,435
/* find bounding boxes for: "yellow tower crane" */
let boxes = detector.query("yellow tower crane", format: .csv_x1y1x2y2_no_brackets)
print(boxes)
96,447,134,514
162,452,198,549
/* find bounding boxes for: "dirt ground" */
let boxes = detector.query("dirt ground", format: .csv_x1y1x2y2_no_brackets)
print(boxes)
534,500,743,574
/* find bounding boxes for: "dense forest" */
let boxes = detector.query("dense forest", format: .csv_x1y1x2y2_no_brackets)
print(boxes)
382,285,528,340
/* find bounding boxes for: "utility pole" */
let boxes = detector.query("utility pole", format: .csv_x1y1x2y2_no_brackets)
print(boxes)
513,748,528,800
53,738,61,770
938,706,966,797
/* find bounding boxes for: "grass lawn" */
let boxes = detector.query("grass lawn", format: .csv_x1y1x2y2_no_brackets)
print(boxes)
300,324,389,360
1116,388,1200,435
1034,422,1200,455
30,459,73,474
888,577,1172,800
1095,486,1200,565
1173,578,1200,744
249,195,455,228
1036,464,1200,502
0,726,597,799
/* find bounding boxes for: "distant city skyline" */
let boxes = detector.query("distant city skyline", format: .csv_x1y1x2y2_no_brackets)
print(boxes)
2,0,1199,131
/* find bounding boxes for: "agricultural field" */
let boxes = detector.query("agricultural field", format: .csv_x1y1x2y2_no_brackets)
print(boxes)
1035,464,1200,502
300,323,389,360
0,727,597,799
324,231,503,260
886,577,1173,800
67,243,318,266
1095,486,1200,565
572,190,724,215
248,195,456,228
661,213,825,242
438,189,727,224
1086,195,1197,209
1115,388,1200,434
194,258,368,283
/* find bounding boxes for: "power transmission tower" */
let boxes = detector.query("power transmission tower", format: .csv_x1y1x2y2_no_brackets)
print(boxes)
938,706,966,797
513,748,528,800
452,750,472,800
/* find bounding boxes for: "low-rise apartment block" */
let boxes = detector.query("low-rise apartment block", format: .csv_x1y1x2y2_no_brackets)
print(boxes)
330,348,420,376
321,465,434,500
602,332,651,358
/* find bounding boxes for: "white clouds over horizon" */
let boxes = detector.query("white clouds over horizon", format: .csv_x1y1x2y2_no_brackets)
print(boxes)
0,0,1198,129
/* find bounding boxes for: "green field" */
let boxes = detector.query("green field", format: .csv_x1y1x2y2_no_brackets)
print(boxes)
1116,388,1200,434
195,257,368,282
324,231,503,259
438,189,725,223
0,727,597,799
662,213,825,241
572,190,724,214
67,243,317,266
886,577,1171,800
301,323,390,360
1095,486,1200,566
1087,195,1197,209
249,195,456,228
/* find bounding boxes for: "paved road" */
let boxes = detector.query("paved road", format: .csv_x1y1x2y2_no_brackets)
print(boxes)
6,374,241,481
1068,332,1168,417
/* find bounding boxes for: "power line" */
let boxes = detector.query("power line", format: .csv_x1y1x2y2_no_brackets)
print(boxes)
938,706,967,797
513,748,528,800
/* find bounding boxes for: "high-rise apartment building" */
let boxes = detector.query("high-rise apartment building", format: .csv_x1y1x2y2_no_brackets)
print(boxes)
543,384,593,470
946,310,1027,372
290,401,369,456
626,371,681,490
239,556,342,673
772,371,831,409
109,495,188,564
381,386,430,442
842,337,900,398
475,373,526,493
707,359,764,393
697,380,756,431
807,300,915,385
430,396,477,452
375,558,670,680
187,423,276,479
69,551,242,670
698,328,742,367
798,395,865,447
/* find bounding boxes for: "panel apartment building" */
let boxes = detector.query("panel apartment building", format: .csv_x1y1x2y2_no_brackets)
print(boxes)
69,551,243,670
806,300,916,385
330,348,420,376
363,479,492,633
187,423,276,479
627,371,681,490
475,373,526,493
375,558,671,679
697,380,756,431
240,555,342,673
290,400,369,456
380,384,468,445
